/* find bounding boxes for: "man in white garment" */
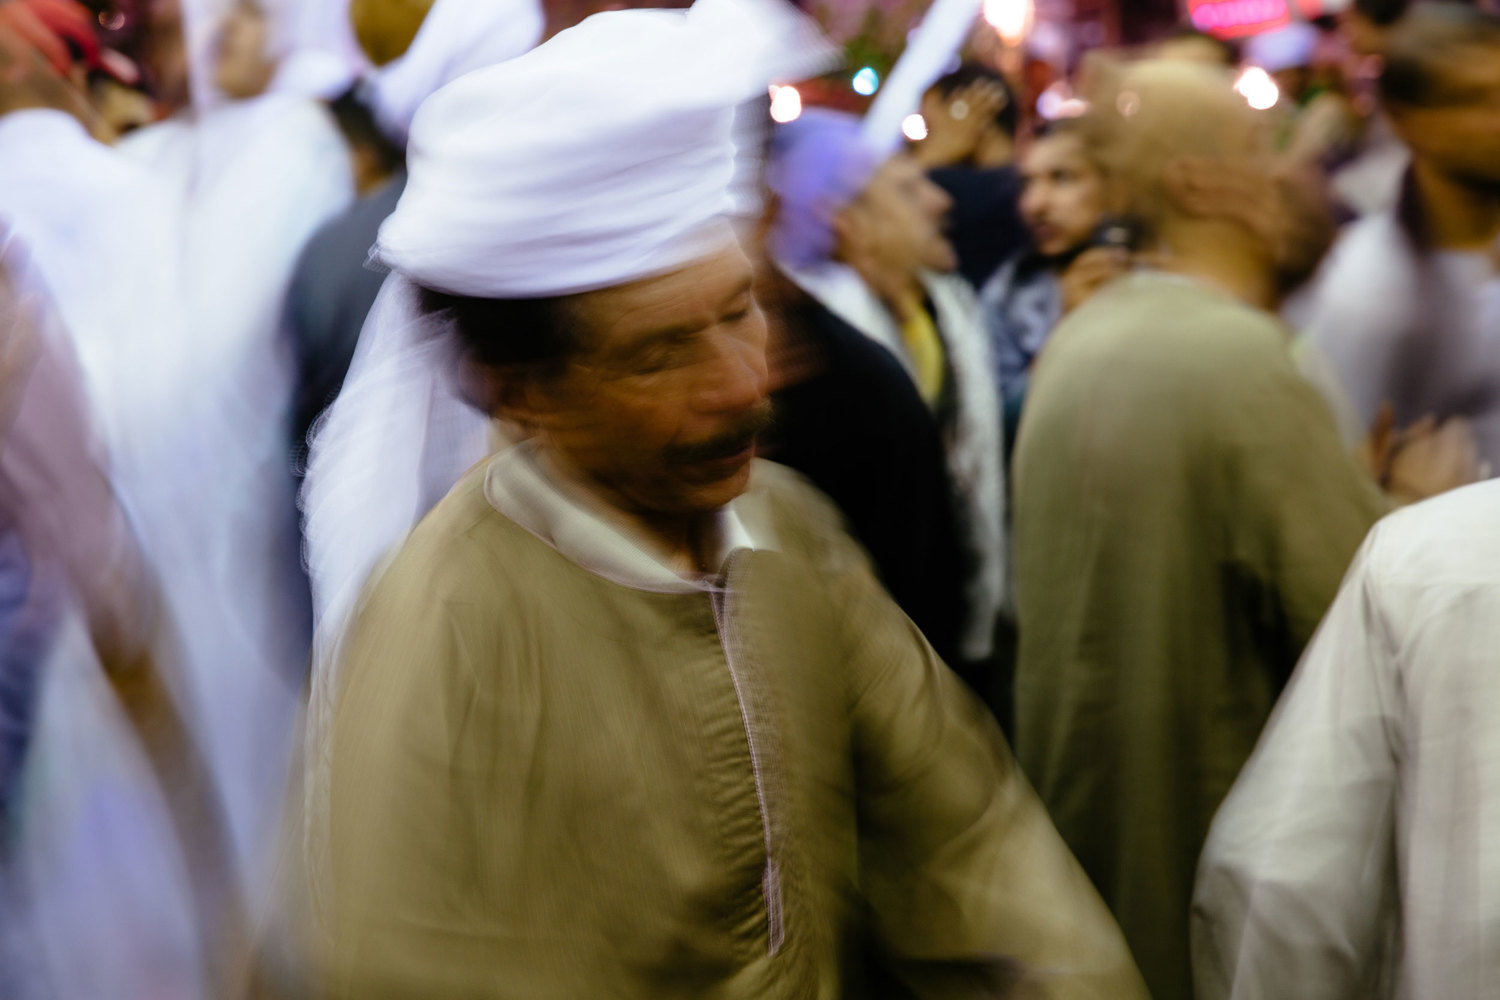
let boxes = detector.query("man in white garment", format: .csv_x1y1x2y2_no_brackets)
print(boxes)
314,4,1147,996
1193,477,1500,999
1300,4,1500,471
766,108,1008,694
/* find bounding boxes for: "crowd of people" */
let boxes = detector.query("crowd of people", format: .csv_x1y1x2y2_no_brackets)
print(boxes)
0,0,1497,996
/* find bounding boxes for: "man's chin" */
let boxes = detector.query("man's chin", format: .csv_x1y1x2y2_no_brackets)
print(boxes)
675,456,755,510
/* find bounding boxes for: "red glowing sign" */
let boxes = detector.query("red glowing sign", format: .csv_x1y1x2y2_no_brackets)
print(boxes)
1186,0,1290,37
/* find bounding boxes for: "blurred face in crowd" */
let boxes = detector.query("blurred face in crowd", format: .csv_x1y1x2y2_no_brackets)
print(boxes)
141,0,190,111
215,0,275,99
508,245,772,517
1019,130,1107,258
1388,47,1500,189
838,154,958,278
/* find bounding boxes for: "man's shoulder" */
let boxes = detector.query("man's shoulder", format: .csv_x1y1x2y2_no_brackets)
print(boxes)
1057,274,1289,371
1367,480,1500,590
359,461,529,617
744,460,872,573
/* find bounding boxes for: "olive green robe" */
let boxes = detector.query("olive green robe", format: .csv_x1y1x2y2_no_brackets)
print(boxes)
319,455,1146,999
1012,273,1389,1000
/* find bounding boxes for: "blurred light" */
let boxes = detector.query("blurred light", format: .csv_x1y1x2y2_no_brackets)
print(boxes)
99,9,127,31
769,85,802,124
983,0,1035,44
852,66,880,96
1116,90,1141,117
902,113,929,141
1188,0,1289,36
1036,81,1089,120
1234,66,1280,110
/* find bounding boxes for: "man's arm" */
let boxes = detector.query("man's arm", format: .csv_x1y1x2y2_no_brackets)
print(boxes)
1192,529,1401,1000
1222,323,1391,664
833,545,1148,999
0,249,249,996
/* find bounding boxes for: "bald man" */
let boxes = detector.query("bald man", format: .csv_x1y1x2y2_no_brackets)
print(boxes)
1009,61,1443,1000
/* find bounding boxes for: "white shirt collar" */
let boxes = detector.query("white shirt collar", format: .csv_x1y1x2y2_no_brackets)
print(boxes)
483,441,768,593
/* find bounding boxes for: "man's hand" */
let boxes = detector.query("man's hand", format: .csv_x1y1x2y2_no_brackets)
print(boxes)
1385,415,1481,505
1060,246,1131,314
913,79,1008,168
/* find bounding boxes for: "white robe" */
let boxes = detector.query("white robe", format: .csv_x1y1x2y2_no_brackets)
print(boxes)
1193,479,1500,1000
0,233,203,1000
1297,211,1500,471
118,95,354,889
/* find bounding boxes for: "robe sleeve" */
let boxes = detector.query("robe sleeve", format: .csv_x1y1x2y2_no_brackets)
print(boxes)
1192,529,1401,1000
837,550,1148,999
322,560,490,1000
1221,326,1389,673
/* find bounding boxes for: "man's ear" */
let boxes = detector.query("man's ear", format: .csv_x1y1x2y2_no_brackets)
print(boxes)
458,359,549,432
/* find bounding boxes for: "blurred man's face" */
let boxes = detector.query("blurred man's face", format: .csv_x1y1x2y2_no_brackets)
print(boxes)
1389,48,1500,188
523,245,771,517
849,155,958,276
214,0,274,99
143,0,190,111
1019,132,1106,258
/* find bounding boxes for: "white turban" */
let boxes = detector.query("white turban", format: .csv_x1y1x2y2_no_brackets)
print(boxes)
366,0,546,143
301,0,836,905
378,0,833,295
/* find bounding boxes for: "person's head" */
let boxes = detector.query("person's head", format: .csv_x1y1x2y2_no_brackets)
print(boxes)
328,88,404,192
1343,0,1408,56
922,63,1020,143
1246,22,1318,104
1082,58,1331,295
1156,26,1238,67
424,242,771,516
834,153,957,278
1379,3,1500,191
1018,120,1107,259
141,0,190,112
768,110,955,280
213,0,275,99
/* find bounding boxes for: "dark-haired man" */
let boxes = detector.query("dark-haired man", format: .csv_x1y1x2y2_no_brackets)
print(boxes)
1304,3,1500,472
917,65,1030,288
312,3,1146,997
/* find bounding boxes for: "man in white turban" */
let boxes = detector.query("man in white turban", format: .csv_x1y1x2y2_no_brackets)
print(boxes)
313,1,1147,996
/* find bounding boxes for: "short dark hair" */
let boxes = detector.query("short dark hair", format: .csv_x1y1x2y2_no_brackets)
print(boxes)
1379,2,1500,108
328,87,406,178
929,63,1020,139
417,286,577,370
1354,0,1413,28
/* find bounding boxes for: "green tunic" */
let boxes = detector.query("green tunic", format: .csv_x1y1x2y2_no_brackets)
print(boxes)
320,458,1146,999
1012,273,1389,1000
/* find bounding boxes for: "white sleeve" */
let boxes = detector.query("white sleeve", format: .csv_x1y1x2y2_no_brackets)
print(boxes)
1192,527,1401,1000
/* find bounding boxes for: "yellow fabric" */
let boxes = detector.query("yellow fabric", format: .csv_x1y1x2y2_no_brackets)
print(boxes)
899,302,947,406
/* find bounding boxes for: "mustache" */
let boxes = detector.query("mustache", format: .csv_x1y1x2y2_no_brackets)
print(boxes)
666,400,776,465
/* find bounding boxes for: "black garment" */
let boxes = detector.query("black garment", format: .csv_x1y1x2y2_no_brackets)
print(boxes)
928,165,1029,291
764,297,969,677
286,170,409,467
